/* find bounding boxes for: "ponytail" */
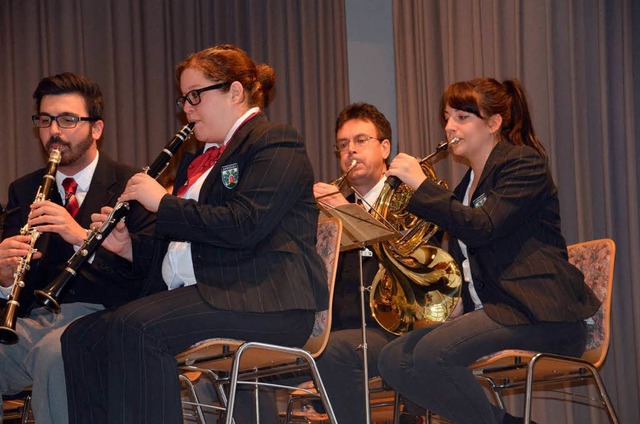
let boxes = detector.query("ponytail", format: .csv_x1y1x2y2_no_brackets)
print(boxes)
502,79,546,158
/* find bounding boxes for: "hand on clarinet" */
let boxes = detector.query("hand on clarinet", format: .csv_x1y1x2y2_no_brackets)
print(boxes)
118,173,167,213
386,153,428,190
313,182,349,208
0,236,41,287
90,206,133,261
28,200,88,246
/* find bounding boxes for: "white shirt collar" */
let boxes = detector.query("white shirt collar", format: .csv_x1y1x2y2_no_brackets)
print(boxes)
56,151,100,194
355,175,387,212
202,107,261,152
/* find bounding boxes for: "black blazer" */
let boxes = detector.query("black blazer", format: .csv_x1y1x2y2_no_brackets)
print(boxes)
407,141,600,325
2,153,155,315
131,113,328,314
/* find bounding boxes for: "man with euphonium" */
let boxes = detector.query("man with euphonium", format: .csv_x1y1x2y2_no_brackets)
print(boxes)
311,102,414,423
0,72,154,424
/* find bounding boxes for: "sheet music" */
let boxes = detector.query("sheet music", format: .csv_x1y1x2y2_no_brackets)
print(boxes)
319,203,397,251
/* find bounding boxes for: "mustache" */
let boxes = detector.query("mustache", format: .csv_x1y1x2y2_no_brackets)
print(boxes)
45,136,70,151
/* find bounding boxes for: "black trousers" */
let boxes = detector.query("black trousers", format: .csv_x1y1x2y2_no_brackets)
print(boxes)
315,327,396,423
378,309,587,424
61,285,314,424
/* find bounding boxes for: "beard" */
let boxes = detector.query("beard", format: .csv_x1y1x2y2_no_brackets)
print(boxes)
45,134,94,166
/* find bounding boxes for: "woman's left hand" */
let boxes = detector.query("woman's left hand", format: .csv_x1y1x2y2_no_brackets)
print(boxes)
118,173,167,213
386,153,427,190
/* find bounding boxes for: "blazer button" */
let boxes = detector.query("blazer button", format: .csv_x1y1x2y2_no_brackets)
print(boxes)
475,281,484,290
468,248,476,255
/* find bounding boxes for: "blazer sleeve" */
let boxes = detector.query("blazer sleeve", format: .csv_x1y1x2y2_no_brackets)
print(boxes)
407,146,551,248
155,124,310,249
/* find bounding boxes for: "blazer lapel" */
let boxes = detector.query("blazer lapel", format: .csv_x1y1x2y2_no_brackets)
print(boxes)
471,141,510,204
198,113,267,202
77,154,120,227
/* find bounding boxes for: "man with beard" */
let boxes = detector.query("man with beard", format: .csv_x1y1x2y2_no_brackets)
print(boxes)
0,72,154,424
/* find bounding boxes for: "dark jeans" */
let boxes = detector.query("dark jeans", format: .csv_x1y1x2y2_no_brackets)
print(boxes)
378,309,587,424
61,285,314,424
316,327,396,423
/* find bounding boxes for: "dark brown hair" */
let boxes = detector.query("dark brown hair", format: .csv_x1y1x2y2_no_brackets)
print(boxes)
440,78,546,158
335,102,392,143
334,102,392,165
33,72,103,119
176,44,276,109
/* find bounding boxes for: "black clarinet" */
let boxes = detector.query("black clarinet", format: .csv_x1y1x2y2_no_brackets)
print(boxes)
0,149,61,343
34,123,195,313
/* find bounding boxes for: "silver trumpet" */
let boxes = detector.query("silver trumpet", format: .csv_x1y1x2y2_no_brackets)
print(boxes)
0,149,61,344
332,159,357,189
418,137,460,164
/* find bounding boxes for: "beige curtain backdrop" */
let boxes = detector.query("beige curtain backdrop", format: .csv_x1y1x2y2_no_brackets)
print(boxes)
0,0,349,203
2,0,640,422
393,0,640,423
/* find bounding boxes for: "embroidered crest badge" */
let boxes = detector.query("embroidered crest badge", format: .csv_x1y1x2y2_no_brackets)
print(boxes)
473,192,488,208
221,163,239,189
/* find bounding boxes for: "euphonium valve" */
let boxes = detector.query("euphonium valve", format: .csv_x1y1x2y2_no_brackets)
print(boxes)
369,138,462,335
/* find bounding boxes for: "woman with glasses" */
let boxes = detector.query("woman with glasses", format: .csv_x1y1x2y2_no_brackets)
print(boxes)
60,44,327,424
377,78,600,424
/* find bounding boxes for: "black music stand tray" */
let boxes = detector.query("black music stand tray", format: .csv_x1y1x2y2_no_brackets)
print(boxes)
320,203,396,424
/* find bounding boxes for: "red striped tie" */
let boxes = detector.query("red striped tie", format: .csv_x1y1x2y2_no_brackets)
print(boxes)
62,177,80,217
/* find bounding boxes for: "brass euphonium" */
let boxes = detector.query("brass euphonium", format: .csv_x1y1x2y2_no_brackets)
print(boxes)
369,138,463,334
0,149,61,344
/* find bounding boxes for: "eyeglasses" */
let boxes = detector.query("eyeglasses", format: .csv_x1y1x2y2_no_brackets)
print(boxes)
176,82,229,110
334,135,382,153
32,113,100,129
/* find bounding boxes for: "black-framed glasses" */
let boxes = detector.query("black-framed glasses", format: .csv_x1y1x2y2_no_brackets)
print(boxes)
176,82,230,110
334,135,382,153
32,113,100,129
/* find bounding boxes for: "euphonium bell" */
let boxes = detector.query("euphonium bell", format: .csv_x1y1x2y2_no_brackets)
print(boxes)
369,138,462,335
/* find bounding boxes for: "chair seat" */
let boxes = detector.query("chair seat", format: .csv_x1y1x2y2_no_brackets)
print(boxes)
177,218,343,424
177,339,320,376
468,238,619,424
471,349,598,388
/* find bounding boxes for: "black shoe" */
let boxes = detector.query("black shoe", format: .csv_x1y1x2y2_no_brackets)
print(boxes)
502,412,538,424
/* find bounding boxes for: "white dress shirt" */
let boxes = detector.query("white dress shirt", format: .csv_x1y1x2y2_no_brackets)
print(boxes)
457,170,483,310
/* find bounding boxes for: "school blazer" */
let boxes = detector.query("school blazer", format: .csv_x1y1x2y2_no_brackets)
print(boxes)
132,113,328,314
407,141,600,325
2,153,155,315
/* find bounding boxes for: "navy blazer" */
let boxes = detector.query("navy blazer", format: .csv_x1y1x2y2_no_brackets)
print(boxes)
1,153,155,315
407,141,600,325
131,113,328,314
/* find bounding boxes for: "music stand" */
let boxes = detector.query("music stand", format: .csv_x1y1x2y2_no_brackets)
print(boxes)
319,203,396,424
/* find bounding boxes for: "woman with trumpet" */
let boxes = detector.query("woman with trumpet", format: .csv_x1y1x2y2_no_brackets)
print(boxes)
378,78,600,424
